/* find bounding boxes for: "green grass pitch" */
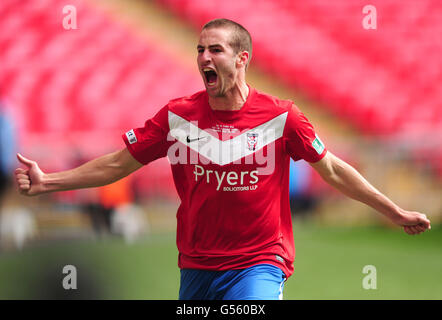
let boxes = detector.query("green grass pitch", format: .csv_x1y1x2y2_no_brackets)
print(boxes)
0,223,441,299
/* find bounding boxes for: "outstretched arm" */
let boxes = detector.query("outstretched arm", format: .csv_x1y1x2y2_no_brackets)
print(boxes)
15,148,142,196
310,151,431,235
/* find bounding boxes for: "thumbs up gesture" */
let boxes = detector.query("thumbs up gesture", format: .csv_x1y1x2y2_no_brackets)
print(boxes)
15,153,46,196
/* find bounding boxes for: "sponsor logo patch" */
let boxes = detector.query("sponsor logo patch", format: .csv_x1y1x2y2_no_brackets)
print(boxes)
312,135,325,154
126,129,137,144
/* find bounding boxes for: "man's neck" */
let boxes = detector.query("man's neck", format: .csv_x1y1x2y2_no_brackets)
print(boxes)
208,82,249,111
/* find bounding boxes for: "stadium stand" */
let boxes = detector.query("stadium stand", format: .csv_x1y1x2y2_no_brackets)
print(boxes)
0,0,440,195
156,0,442,178
0,0,203,198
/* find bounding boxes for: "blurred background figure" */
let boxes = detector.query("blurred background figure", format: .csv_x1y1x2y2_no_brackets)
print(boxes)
0,206,36,250
289,159,319,220
0,98,15,208
95,175,133,237
96,175,150,243
0,97,37,250
111,202,150,244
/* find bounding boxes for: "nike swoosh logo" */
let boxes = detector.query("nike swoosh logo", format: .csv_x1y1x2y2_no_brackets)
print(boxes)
186,136,208,143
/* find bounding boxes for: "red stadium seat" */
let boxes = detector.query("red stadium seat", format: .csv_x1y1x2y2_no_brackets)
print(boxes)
0,0,202,198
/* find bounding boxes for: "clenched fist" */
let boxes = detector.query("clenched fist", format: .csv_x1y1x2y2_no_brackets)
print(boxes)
15,153,47,196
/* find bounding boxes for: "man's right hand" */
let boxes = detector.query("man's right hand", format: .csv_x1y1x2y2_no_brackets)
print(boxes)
15,153,46,196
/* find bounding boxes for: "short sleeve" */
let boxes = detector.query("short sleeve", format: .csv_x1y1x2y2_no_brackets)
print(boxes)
122,105,170,165
283,104,327,163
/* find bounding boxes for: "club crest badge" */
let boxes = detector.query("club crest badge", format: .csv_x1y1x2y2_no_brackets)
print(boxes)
247,133,259,151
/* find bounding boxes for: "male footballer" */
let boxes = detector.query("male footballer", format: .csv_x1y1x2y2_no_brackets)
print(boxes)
15,19,431,300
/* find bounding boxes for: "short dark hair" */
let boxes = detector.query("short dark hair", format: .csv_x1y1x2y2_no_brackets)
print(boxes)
202,18,252,68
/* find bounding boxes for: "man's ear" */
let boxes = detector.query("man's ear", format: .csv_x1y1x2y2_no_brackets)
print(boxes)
236,51,250,69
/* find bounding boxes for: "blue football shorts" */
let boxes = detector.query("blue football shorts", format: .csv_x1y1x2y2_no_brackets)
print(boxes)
179,263,286,300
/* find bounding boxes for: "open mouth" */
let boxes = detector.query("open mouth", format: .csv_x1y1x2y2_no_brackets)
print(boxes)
203,68,218,86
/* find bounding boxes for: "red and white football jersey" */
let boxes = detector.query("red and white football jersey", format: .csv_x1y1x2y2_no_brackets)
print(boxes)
122,86,327,277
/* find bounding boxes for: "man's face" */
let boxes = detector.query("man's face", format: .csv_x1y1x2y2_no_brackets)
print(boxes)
197,27,240,97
